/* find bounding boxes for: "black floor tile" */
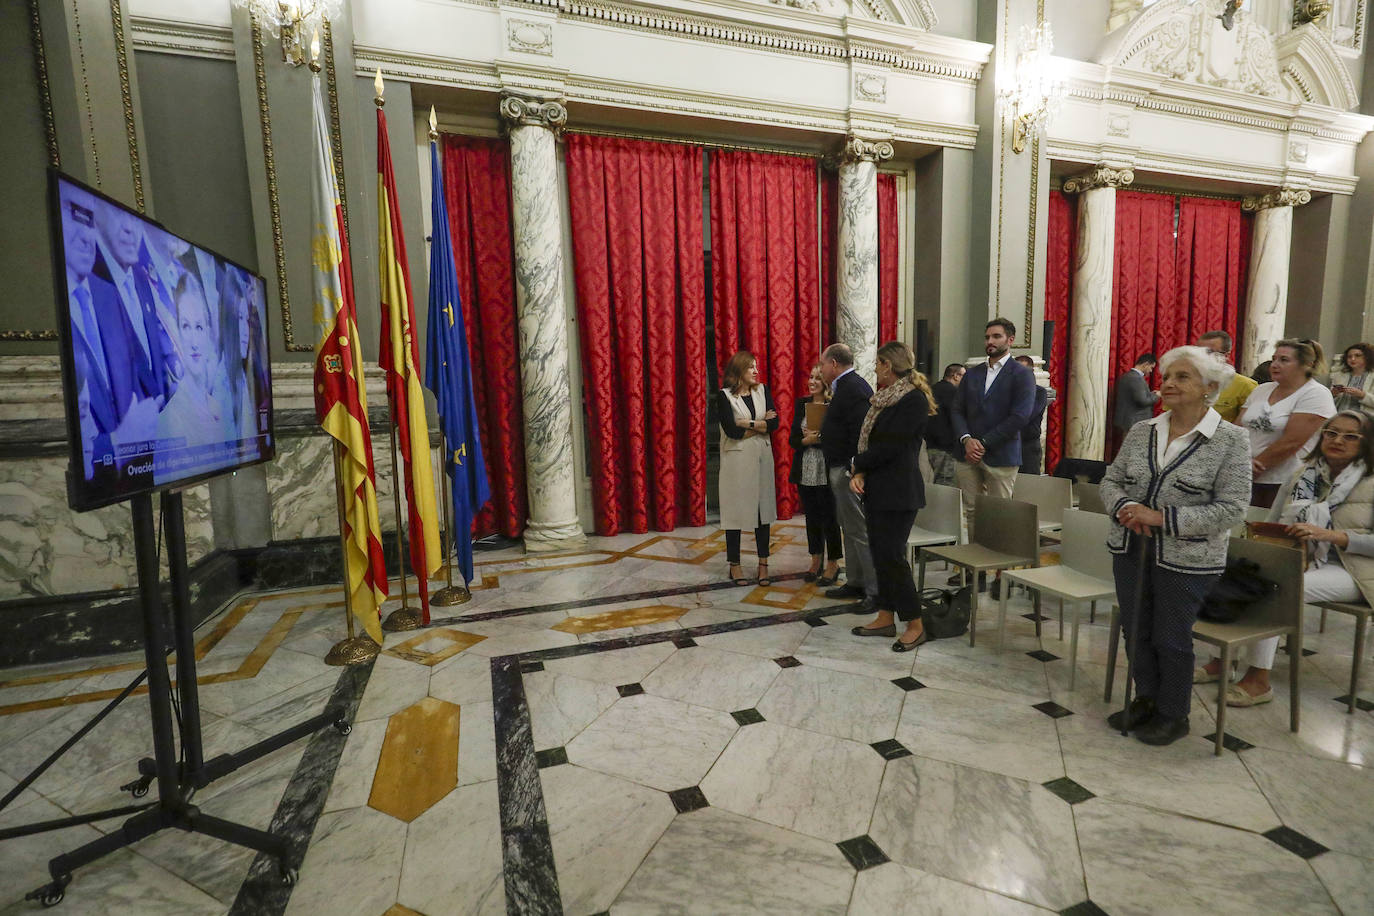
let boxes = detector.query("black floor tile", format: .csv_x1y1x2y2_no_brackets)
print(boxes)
520,660,545,673
773,655,802,668
1202,732,1255,752
1333,694,1374,712
1060,902,1109,916
1263,825,1329,859
890,676,926,692
869,738,912,761
1022,612,1050,622
731,708,765,726
1027,650,1061,662
1301,648,1318,657
535,747,568,769
668,786,709,814
1042,777,1095,805
672,636,698,649
836,835,889,871
804,616,829,627
616,682,645,698
1033,701,1074,719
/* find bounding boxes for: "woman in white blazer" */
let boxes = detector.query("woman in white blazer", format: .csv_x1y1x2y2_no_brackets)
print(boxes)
717,350,779,586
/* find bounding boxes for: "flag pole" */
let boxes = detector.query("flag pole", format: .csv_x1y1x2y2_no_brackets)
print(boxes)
432,433,471,606
381,425,422,630
325,441,380,665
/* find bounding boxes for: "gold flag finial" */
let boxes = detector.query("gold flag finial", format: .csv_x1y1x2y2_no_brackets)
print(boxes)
374,68,385,107
308,30,321,73
428,106,438,142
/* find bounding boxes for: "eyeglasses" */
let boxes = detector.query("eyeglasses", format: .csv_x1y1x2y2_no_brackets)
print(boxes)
1321,429,1364,444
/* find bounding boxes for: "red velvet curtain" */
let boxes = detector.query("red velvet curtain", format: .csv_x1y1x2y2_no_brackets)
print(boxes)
820,170,838,348
566,134,708,535
1175,196,1250,365
1044,190,1075,474
877,173,899,343
710,150,821,519
440,135,525,538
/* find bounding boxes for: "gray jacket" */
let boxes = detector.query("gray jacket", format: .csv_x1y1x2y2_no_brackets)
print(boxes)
1100,418,1251,574
1114,369,1158,431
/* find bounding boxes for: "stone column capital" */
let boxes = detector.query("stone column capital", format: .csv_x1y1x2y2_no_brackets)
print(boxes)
836,135,895,166
499,95,568,132
1242,188,1313,211
1061,166,1135,194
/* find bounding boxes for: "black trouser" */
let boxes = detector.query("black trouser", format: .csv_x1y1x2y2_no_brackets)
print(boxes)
726,521,771,565
798,484,842,562
1019,441,1043,476
1113,541,1219,720
865,507,920,621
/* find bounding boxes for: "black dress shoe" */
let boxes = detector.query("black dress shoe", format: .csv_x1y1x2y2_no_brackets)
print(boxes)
988,577,1002,599
825,584,864,599
1135,715,1190,746
1106,696,1155,732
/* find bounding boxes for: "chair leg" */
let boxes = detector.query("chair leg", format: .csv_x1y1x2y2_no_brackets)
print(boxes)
1032,590,1042,638
969,574,980,648
1320,607,1328,633
1290,632,1301,735
1105,608,1121,704
1350,615,1369,715
1089,600,1096,625
918,554,927,596
998,580,1010,651
1069,601,1080,693
1214,645,1231,757
1057,597,1064,642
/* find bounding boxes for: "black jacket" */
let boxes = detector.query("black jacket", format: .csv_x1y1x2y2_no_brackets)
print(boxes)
852,387,929,512
820,370,874,468
924,378,959,450
789,396,823,484
1021,385,1048,444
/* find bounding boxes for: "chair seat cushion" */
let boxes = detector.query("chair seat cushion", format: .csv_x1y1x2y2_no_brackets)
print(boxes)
922,543,1035,571
907,527,957,548
1002,567,1116,602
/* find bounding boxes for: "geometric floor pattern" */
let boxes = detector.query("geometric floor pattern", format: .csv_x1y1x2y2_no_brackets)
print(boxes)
1,522,1373,914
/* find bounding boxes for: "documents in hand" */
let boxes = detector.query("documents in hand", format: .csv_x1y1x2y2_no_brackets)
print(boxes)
805,402,827,432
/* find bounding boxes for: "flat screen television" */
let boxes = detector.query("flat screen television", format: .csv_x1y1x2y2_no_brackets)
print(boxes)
50,171,275,512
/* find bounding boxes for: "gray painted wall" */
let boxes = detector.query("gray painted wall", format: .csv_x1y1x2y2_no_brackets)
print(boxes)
928,0,978,40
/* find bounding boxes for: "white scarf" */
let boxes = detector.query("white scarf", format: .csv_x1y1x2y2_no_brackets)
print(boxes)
1282,459,1367,566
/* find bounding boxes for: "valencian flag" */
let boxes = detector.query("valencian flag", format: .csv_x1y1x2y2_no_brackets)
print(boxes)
310,68,388,643
376,98,442,623
425,131,490,586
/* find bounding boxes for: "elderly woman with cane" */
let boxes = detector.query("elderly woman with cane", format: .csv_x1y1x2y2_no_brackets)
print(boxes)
1100,346,1251,746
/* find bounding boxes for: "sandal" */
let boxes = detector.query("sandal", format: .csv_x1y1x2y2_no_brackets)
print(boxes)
757,561,772,587
728,564,750,587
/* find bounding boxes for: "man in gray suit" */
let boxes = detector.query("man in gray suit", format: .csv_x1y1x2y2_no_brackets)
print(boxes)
1115,353,1161,434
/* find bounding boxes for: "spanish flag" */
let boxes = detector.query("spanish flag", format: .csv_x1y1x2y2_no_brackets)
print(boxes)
310,68,388,643
376,98,441,623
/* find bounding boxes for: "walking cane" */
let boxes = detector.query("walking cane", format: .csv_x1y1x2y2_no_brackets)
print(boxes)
1118,530,1150,737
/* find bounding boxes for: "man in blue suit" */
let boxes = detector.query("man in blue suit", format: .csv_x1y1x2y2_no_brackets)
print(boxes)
950,317,1036,555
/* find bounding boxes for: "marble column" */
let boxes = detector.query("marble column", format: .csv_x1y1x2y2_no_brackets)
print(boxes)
835,136,893,384
1062,167,1134,461
500,96,585,551
1241,188,1311,375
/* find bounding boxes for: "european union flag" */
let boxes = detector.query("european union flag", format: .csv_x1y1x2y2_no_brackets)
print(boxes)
425,138,490,586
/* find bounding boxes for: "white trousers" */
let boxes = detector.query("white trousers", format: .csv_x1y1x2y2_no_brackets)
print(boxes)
1216,563,1362,671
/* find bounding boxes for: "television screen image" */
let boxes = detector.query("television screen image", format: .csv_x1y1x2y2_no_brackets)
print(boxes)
52,171,275,511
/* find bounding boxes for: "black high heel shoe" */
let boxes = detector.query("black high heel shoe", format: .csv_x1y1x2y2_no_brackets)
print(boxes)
815,566,841,587
757,561,772,587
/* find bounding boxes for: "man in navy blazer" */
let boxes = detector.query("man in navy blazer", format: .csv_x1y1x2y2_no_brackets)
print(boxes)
950,318,1036,546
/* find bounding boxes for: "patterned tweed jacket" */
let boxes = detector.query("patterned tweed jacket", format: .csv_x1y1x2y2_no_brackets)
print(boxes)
1099,417,1252,574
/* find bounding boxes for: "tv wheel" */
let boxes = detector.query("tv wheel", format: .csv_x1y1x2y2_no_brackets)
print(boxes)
119,775,152,798
41,886,64,908
333,720,351,736
280,867,299,887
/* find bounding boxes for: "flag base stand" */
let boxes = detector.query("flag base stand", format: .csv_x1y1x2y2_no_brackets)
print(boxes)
431,585,471,607
325,635,380,667
381,607,423,631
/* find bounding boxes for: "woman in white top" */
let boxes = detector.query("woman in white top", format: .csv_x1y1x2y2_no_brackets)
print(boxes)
1331,342,1374,416
1239,338,1336,508
716,350,779,586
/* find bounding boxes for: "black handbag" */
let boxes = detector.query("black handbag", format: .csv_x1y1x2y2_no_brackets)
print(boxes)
1197,557,1279,624
920,586,971,640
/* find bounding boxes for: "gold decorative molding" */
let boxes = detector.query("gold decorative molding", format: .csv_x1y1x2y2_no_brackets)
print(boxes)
1242,187,1314,210
251,14,311,352
0,330,60,342
109,0,144,212
499,95,568,132
1062,166,1136,194
1020,131,1040,350
29,0,59,168
322,20,350,243
70,0,100,185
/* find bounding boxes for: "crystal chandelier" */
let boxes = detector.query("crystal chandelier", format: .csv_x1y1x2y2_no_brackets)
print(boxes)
234,0,343,66
1000,22,1066,154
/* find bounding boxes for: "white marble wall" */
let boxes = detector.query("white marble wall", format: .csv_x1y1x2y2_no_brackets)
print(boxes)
503,98,584,551
267,432,410,545
836,159,880,384
1242,204,1295,375
1066,187,1117,461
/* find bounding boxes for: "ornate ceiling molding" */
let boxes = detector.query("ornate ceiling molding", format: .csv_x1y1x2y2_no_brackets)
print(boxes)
129,15,235,60
1276,22,1360,109
1062,166,1135,194
1242,187,1314,210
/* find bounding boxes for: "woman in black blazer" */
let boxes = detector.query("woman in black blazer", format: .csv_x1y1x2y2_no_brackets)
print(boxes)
790,364,842,584
849,341,934,651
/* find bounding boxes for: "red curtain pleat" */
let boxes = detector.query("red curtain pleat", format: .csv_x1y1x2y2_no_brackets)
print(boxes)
1044,190,1076,474
710,150,821,519
820,170,838,348
1176,196,1249,365
877,173,899,343
566,134,707,535
440,135,526,538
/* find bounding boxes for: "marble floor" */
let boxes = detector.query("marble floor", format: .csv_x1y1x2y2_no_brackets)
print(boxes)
2,522,1374,915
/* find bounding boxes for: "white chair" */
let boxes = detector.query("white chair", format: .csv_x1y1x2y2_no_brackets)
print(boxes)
998,509,1117,689
1075,482,1105,515
907,483,964,568
1012,474,1073,538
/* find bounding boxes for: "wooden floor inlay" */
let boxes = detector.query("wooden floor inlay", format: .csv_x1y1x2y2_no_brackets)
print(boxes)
368,696,461,822
551,605,688,634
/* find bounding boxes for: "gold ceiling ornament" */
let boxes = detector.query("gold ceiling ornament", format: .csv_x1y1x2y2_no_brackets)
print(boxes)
1062,166,1135,194
1242,187,1314,210
1294,1,1333,25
